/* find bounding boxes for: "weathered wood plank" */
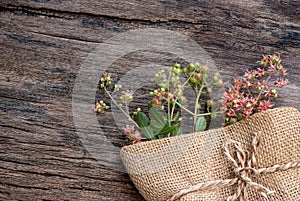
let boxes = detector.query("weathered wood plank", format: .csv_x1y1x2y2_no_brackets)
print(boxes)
0,0,299,200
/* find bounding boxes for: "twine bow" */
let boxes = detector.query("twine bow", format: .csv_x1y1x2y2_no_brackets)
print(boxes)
168,132,300,201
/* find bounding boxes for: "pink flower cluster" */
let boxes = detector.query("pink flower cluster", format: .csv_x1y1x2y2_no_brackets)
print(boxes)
124,125,142,144
222,55,288,125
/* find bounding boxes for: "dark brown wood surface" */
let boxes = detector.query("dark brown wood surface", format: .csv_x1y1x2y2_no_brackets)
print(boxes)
0,1,299,200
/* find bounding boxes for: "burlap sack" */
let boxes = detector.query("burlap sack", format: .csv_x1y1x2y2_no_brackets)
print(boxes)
120,107,300,201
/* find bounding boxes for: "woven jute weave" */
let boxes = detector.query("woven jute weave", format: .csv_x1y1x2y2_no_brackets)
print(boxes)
121,107,300,201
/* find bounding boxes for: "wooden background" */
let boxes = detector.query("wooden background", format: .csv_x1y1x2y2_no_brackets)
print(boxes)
0,0,299,200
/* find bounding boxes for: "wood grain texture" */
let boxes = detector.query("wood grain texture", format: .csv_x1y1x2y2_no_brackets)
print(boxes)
0,0,299,200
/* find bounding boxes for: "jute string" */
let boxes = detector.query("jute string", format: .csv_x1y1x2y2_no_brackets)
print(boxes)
168,132,300,201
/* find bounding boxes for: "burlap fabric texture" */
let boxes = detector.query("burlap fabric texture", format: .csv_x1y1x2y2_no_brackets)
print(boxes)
121,107,300,201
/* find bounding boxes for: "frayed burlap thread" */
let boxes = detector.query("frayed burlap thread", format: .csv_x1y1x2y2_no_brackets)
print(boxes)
121,107,300,201
168,132,300,201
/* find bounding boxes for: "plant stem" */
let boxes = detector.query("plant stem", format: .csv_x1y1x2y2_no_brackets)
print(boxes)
167,69,172,126
174,101,195,116
170,102,175,121
257,68,274,100
104,87,139,128
193,84,205,132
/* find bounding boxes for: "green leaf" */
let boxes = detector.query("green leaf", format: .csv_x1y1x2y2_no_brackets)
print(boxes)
155,124,179,136
173,126,182,136
140,127,154,140
137,112,154,139
149,107,165,127
137,112,150,127
172,111,180,121
195,116,207,132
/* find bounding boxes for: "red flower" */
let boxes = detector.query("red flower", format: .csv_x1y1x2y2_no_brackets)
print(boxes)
258,101,272,111
257,68,265,77
281,68,287,76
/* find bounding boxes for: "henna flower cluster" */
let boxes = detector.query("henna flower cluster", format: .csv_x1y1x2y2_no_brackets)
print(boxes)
222,55,288,125
124,125,142,144
94,54,289,144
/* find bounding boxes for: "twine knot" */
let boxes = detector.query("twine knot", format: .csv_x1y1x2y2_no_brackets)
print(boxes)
168,132,300,201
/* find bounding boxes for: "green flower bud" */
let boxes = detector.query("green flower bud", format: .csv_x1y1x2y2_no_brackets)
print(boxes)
237,113,243,121
203,66,210,74
212,72,220,82
210,112,217,119
180,96,187,105
271,89,277,94
206,87,213,94
188,63,195,71
194,62,200,68
206,100,213,107
189,77,197,86
277,64,283,70
216,80,224,88
174,63,181,68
